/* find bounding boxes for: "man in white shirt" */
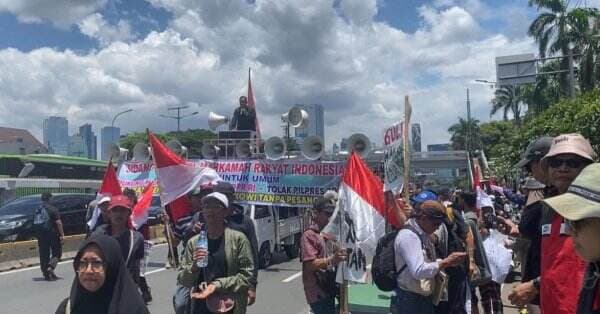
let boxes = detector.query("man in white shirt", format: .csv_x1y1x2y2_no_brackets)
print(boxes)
392,200,467,314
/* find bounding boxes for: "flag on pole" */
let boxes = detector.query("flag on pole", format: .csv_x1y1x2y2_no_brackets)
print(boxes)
100,159,122,196
87,160,122,230
247,68,261,145
323,152,395,283
131,183,154,229
148,132,220,221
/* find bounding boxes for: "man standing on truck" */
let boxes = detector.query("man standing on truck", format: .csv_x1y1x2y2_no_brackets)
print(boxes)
33,192,64,281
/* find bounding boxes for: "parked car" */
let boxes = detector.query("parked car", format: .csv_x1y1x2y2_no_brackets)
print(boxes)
0,193,96,242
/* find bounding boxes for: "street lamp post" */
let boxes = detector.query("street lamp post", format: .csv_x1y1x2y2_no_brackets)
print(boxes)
111,108,133,146
160,105,199,132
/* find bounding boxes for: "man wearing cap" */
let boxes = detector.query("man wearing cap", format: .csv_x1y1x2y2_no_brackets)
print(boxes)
179,192,254,314
544,163,600,314
33,192,64,281
92,195,146,294
493,137,553,312
392,200,467,314
301,196,347,314
213,181,259,306
507,133,595,314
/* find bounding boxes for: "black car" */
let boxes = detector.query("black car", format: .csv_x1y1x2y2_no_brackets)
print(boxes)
0,193,96,242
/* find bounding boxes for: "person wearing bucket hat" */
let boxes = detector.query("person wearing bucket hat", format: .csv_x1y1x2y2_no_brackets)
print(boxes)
178,192,254,314
544,163,600,314
507,133,595,314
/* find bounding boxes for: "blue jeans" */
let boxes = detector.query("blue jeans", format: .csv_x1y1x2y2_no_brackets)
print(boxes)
390,288,434,314
173,283,191,314
309,297,335,314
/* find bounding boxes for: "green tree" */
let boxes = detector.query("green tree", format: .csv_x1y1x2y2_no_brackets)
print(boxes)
448,117,481,151
528,0,598,94
490,85,527,124
119,129,217,158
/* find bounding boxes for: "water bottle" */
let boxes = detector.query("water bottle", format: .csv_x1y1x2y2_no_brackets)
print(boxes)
196,230,208,268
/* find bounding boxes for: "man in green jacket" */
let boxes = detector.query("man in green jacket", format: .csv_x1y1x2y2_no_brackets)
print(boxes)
178,192,254,314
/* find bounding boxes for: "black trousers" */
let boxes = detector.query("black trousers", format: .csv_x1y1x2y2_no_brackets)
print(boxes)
445,268,468,314
37,232,62,275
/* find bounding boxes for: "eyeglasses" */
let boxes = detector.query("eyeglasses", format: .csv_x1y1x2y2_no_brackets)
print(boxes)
77,260,104,272
548,158,586,169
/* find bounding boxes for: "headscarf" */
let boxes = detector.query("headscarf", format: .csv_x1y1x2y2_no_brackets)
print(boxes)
67,234,148,314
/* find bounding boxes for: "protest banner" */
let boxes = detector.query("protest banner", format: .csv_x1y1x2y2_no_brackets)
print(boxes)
382,121,405,194
117,159,345,208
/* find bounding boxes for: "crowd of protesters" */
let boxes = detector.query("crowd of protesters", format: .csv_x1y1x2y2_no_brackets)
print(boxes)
41,131,600,314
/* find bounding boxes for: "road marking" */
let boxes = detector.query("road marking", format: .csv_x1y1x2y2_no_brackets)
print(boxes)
282,271,302,283
145,267,166,276
0,260,72,276
0,243,168,276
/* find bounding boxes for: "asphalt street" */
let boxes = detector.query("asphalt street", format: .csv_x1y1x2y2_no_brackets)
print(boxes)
0,243,310,314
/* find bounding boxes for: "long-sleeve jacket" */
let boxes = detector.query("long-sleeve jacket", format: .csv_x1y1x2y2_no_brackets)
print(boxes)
178,227,254,314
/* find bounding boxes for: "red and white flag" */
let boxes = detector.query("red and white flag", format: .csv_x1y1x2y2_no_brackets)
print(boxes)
323,152,397,283
131,183,154,229
88,160,122,229
247,68,261,145
149,132,220,221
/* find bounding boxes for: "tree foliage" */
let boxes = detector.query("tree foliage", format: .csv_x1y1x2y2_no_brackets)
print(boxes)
119,129,217,158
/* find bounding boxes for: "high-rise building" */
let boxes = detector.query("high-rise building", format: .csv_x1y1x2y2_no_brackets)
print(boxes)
411,123,422,153
293,104,325,146
79,124,97,159
43,116,69,155
68,135,87,157
101,126,120,161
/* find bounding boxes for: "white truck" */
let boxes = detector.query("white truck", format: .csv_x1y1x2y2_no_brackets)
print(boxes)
243,204,304,268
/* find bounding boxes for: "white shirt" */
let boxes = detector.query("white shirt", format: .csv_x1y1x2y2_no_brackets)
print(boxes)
394,219,440,289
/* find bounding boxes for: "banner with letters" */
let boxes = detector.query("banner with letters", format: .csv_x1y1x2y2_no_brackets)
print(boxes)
117,159,345,207
382,121,406,193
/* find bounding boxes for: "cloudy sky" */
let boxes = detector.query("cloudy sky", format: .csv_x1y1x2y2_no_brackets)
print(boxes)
0,0,597,154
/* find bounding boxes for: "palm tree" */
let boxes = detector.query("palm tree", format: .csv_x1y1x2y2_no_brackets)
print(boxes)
448,117,481,151
528,0,598,94
490,85,527,124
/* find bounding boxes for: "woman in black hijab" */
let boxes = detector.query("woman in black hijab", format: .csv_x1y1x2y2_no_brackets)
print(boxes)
55,234,149,314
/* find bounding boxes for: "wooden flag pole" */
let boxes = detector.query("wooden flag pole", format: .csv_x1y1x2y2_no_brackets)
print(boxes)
403,96,412,202
146,129,178,268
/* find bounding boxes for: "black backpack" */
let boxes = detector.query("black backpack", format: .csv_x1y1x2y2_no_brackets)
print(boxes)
371,230,399,291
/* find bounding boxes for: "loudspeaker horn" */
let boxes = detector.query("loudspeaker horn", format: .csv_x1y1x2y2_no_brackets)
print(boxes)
109,143,129,162
166,139,187,158
132,142,150,161
301,135,324,160
288,106,309,128
235,140,253,158
348,133,372,158
208,112,229,131
265,136,287,160
201,143,220,159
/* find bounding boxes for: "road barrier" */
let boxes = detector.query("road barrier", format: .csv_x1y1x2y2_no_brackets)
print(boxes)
0,224,166,272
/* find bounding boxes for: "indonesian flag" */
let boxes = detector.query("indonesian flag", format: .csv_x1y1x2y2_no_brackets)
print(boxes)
149,132,220,221
247,68,261,144
131,183,154,229
87,160,122,229
323,152,397,283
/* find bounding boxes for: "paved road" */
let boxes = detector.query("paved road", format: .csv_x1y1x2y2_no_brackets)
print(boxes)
0,243,310,314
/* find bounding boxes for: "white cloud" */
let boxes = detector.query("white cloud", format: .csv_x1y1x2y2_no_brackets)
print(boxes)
0,0,537,154
78,13,135,46
0,0,107,27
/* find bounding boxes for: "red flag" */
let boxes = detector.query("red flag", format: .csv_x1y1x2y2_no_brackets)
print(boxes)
148,132,220,221
131,183,154,229
248,68,261,144
100,159,122,196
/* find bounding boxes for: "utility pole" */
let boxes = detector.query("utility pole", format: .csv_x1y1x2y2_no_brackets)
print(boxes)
466,89,473,191
160,105,199,132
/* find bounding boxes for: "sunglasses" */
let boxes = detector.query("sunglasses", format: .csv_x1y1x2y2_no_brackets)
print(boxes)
548,158,586,169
